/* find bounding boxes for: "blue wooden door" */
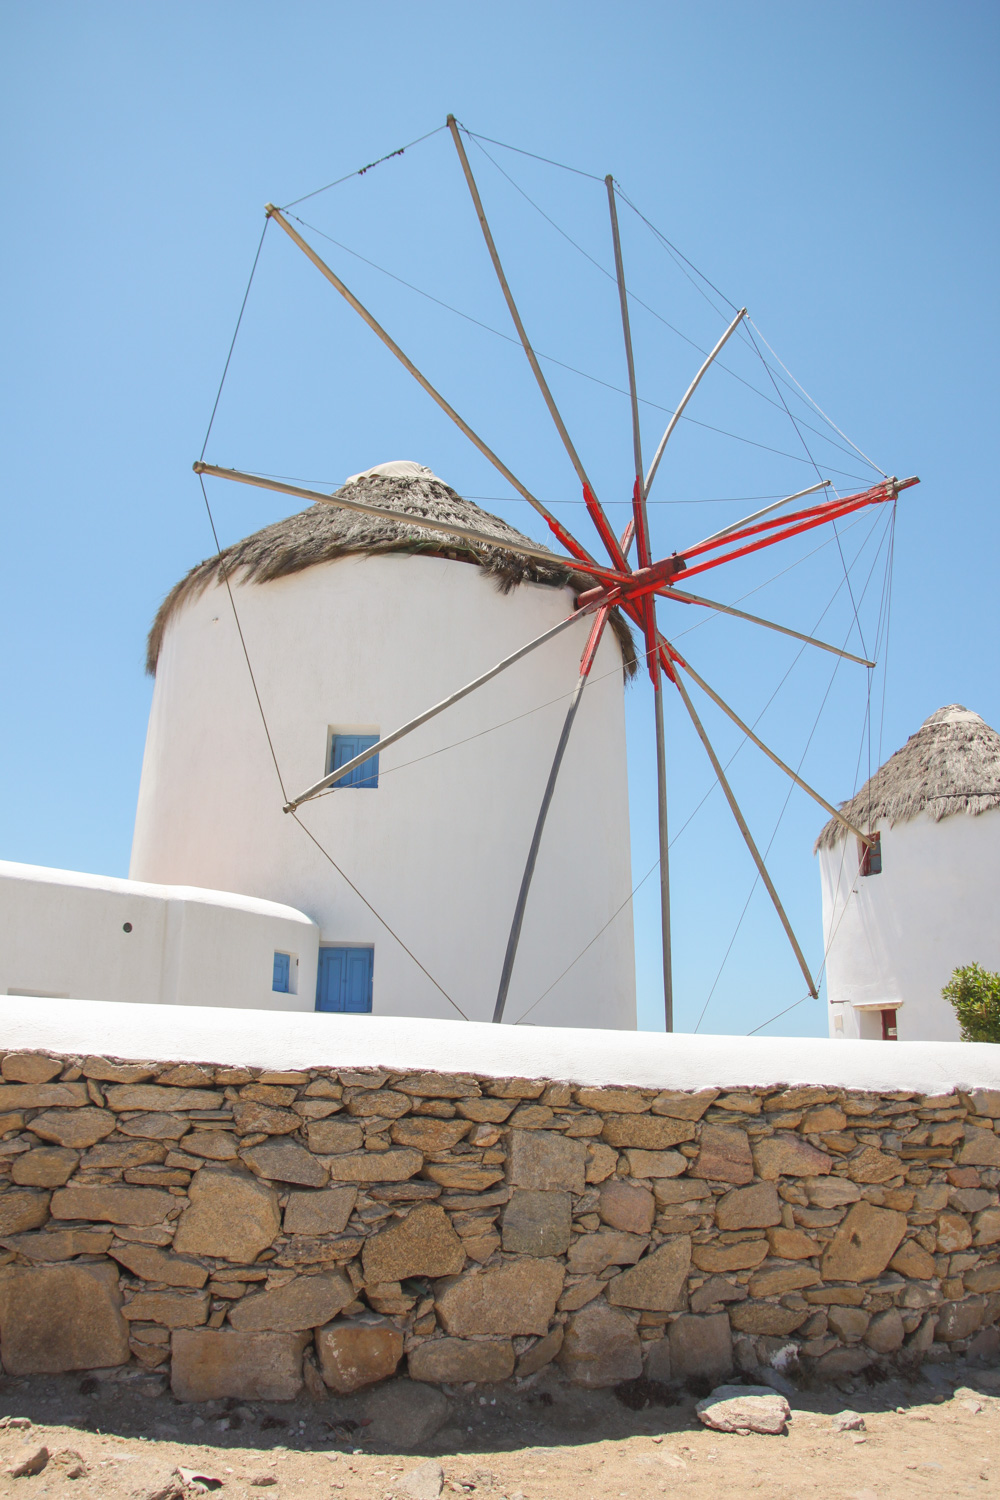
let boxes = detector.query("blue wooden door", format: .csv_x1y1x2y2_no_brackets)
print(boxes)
316,947,374,1012
272,952,291,993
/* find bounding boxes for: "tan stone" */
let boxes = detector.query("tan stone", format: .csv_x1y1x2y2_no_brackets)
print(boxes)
505,1130,586,1193
436,1259,563,1336
81,1141,166,1169
865,1306,905,1353
668,1313,733,1383
968,1090,1000,1118
240,1138,327,1188
0,1111,24,1133
729,1302,810,1336
256,1071,309,1086
827,1305,870,1342
508,1104,554,1129
821,1203,907,1281
500,1191,571,1257
421,1164,504,1192
752,1134,833,1180
801,1105,848,1133
804,1177,860,1207
232,1101,300,1136
316,1316,404,1391
484,1078,545,1100
599,1179,655,1235
0,1261,129,1372
123,1291,210,1327
557,1302,642,1387
81,1057,156,1083
293,1100,342,1120
715,1183,781,1231
306,1120,365,1154
11,1148,78,1188
362,1204,465,1284
654,1179,713,1206
765,1227,818,1260
0,1082,87,1109
24,1108,116,1149
275,1235,363,1268
1,1054,64,1084
847,1147,900,1184
0,1189,50,1236
157,1064,215,1087
813,1346,872,1378
455,1099,514,1123
110,1243,208,1288
396,1073,481,1098
690,1124,752,1185
229,1271,354,1332
650,1090,719,1120
462,1232,500,1264
622,1149,686,1179
409,1337,515,1384
965,1263,1000,1293
183,1132,239,1161
937,1297,986,1341
117,1112,191,1140
566,1230,649,1274
889,1238,936,1279
50,1185,173,1226
606,1238,691,1311
103,1084,223,1112
325,1150,423,1183
557,1276,603,1311
173,1168,280,1262
748,1261,821,1296
345,1090,412,1119
584,1143,618,1184
390,1118,470,1151
170,1328,308,1400
601,1115,696,1150
515,1325,564,1377
974,1208,1000,1247
0,1229,112,1260
691,1240,768,1273
689,1276,748,1313
937,1212,973,1253
283,1188,357,1236
239,1083,297,1106
575,1088,651,1114
958,1127,1000,1167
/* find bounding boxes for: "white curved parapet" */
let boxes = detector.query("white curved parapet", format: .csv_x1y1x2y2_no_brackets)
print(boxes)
0,994,997,1094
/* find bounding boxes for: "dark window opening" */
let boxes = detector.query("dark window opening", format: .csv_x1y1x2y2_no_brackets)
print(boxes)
858,831,882,876
880,1007,898,1041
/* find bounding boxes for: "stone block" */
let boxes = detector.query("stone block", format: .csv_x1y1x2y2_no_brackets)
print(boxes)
50,1183,172,1226
240,1083,297,1106
690,1276,747,1313
821,1203,907,1282
691,1125,753,1184
183,1131,239,1160
566,1230,648,1274
765,1227,818,1260
118,1112,193,1140
623,1149,686,1179
606,1238,690,1311
812,1347,872,1379
396,1073,480,1098
715,1183,781,1230
936,1296,985,1341
752,1134,832,1180
691,1240,767,1273
81,1141,166,1169
965,1262,1000,1294
103,1084,223,1112
391,1118,471,1151
436,1258,563,1336
804,1177,861,1208
729,1302,810,1336
363,1203,465,1283
643,1336,671,1382
12,1148,79,1188
173,1167,280,1262
801,1105,848,1133
283,1187,357,1236
232,1101,300,1136
109,1243,209,1288
123,1291,210,1327
408,1337,515,1384
81,1057,156,1083
0,1190,50,1235
1,1228,112,1260
557,1302,642,1387
748,1262,821,1297
515,1325,564,1378
501,1190,572,1257
958,1127,1000,1167
696,1385,789,1435
316,1315,404,1392
601,1115,696,1150
229,1270,354,1331
937,1212,973,1253
650,1090,719,1120
171,1328,307,1401
0,1262,129,1373
306,1120,365,1154
28,1108,116,1148
668,1313,733,1384
344,1089,412,1119
240,1138,327,1187
505,1130,586,1193
599,1179,655,1234
889,1238,936,1279
654,1179,713,1206
827,1305,870,1342
2,1054,63,1084
421,1164,503,1192
865,1306,905,1353
326,1150,424,1183
968,1090,1000,1118
0,1082,87,1109
847,1147,902,1184
455,1099,514,1123
974,1208,1000,1247
585,1143,619,1184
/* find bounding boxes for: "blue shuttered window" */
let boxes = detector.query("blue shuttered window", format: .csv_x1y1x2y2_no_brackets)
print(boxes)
272,952,291,993
316,947,374,1013
329,734,380,789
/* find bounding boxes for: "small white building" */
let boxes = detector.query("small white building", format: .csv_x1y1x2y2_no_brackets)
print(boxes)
817,704,1000,1042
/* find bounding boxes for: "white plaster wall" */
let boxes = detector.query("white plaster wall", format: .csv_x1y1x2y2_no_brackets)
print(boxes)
819,807,1000,1042
130,554,635,1028
0,861,318,1012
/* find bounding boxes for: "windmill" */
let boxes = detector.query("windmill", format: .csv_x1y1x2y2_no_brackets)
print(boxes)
193,116,917,1029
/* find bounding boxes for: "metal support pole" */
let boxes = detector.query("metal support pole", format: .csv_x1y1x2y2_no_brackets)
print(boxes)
645,307,747,497
653,675,674,1031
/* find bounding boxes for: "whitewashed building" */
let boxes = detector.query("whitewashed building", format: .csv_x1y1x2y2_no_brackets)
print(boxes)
817,704,1000,1042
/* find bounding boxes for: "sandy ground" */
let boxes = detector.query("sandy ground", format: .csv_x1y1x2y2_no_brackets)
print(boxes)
0,1360,997,1500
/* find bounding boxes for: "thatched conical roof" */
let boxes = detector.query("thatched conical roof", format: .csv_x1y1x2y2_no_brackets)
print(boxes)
815,704,1000,850
147,462,637,677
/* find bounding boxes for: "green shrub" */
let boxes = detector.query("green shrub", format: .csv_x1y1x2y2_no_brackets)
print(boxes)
942,963,1000,1043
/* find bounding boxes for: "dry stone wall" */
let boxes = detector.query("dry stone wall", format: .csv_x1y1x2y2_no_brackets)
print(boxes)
0,1049,998,1401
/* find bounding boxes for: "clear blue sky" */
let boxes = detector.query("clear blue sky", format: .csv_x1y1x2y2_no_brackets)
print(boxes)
2,2,997,1036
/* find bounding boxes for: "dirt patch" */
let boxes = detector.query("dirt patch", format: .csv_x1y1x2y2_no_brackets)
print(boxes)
0,1359,996,1498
